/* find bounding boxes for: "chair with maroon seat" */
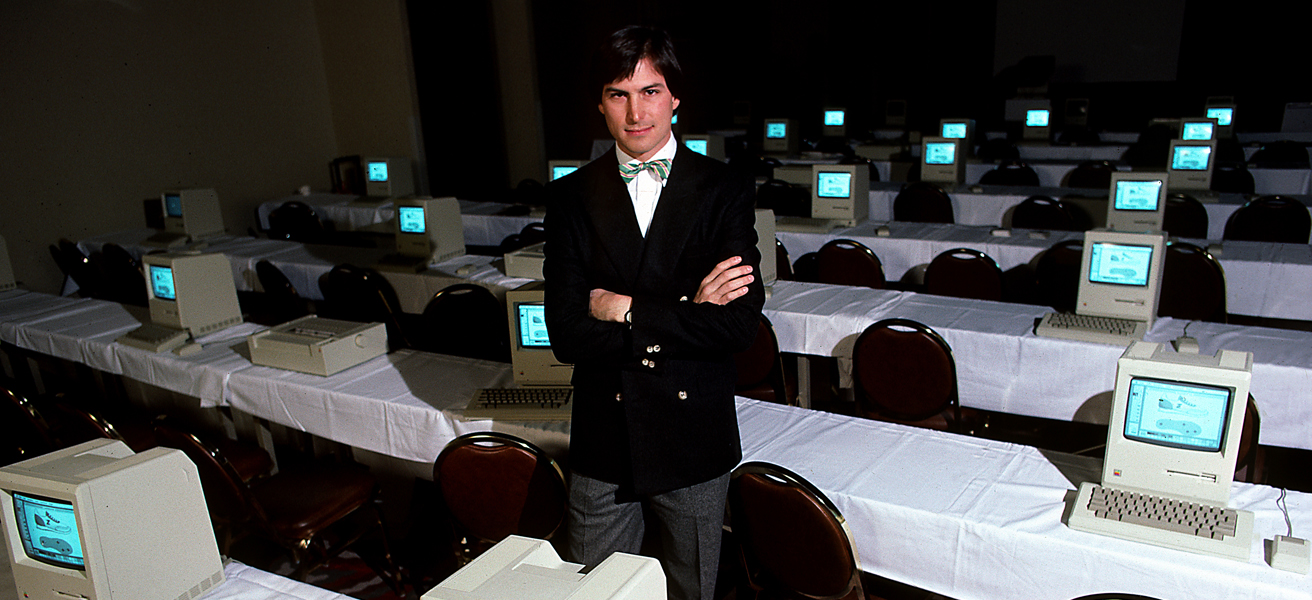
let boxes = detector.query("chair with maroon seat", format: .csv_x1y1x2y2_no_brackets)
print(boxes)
734,316,792,406
923,248,1004,302
851,318,968,433
815,239,885,290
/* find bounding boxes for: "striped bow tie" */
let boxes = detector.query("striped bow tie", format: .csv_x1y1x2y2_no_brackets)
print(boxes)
618,159,671,183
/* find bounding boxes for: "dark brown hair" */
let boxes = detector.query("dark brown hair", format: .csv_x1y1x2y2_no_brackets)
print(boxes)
591,26,684,99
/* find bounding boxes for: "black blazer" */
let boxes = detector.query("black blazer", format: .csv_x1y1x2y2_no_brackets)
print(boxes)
543,145,765,495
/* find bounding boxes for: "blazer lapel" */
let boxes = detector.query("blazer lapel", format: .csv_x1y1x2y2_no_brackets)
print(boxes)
639,147,703,279
581,160,645,287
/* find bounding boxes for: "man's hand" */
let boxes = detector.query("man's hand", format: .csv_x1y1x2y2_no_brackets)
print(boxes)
694,256,754,305
589,288,632,323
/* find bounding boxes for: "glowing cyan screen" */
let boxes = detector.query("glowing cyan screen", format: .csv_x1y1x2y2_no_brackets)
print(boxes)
367,161,389,182
551,166,578,180
941,123,967,139
1124,377,1231,452
1206,107,1233,127
925,142,956,165
1172,146,1212,171
12,492,85,570
517,303,550,348
1182,122,1214,141
1026,109,1050,127
766,122,788,139
1088,242,1153,287
824,110,845,126
149,264,176,301
816,172,852,199
397,206,426,234
1114,180,1163,211
164,194,183,218
685,139,709,155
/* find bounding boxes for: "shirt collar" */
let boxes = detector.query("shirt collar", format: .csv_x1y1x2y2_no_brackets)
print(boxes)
614,134,679,167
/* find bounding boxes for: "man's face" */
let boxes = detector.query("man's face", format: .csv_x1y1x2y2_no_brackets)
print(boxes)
599,57,680,162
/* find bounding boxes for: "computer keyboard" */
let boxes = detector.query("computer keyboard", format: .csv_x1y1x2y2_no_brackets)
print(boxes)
116,322,190,353
463,387,572,421
1068,482,1253,561
1035,312,1146,346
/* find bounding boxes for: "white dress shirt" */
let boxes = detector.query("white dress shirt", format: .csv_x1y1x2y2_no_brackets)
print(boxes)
615,135,678,237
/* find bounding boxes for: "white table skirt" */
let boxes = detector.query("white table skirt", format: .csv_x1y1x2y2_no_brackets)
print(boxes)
737,397,1312,600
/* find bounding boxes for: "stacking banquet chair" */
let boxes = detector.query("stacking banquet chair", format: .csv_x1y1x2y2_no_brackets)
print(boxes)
1162,193,1209,239
1236,397,1264,484
851,318,968,433
1211,162,1255,195
1068,594,1163,600
252,259,312,325
1064,160,1116,190
979,159,1040,187
94,243,148,306
153,419,400,589
734,315,792,406
1034,239,1084,313
727,461,875,600
49,239,104,299
1,380,58,467
775,239,794,281
892,182,954,224
815,239,885,290
266,200,328,243
1248,140,1310,169
923,248,1003,302
1222,195,1312,244
1157,242,1226,323
419,283,510,362
1011,195,1077,231
319,263,411,351
431,432,567,565
42,392,157,452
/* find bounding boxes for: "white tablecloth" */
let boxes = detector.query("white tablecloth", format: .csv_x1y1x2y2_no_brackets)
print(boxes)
255,195,539,248
737,397,1312,600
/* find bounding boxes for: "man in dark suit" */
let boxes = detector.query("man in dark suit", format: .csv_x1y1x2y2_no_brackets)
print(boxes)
543,25,765,600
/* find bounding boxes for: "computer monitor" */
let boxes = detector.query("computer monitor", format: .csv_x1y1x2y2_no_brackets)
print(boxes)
142,252,242,336
1105,172,1168,232
1077,229,1167,326
762,118,798,155
1167,139,1217,193
1205,103,1236,138
421,535,664,600
938,119,975,156
1024,108,1052,141
754,208,777,288
547,160,584,181
393,196,466,265
920,137,965,185
810,164,869,227
161,188,224,240
681,134,726,161
363,156,415,198
0,234,15,292
822,108,847,138
1180,118,1217,142
1,439,225,600
1103,340,1252,505
505,282,573,387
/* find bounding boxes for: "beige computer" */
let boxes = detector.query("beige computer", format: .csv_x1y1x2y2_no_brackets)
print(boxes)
375,196,465,273
116,252,242,354
143,188,224,249
1036,229,1167,345
464,282,573,421
1105,172,1168,232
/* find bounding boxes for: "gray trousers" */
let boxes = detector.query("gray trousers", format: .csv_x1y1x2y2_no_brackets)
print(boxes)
567,471,730,600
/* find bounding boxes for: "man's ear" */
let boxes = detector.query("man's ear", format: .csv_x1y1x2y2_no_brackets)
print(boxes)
672,97,681,112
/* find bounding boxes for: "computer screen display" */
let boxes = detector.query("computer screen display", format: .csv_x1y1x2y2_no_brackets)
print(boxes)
1206,107,1233,127
550,165,579,180
516,302,550,349
367,161,389,183
925,142,956,165
766,122,787,139
1088,242,1153,287
1123,376,1232,452
397,205,427,235
816,172,852,199
685,139,709,155
823,110,845,126
1114,180,1164,211
941,122,967,139
1171,145,1212,171
148,264,176,301
11,491,84,570
164,194,183,218
1026,109,1050,127
1181,121,1215,141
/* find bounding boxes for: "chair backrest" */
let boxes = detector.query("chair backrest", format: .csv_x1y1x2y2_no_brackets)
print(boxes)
1223,195,1312,244
839,155,879,183
815,239,885,289
50,239,104,298
851,318,959,425
774,239,794,281
1248,140,1310,169
924,248,1003,301
893,182,954,224
1011,195,1077,231
977,138,1019,162
733,316,789,405
267,201,327,243
727,461,863,600
319,264,410,350
95,243,147,306
152,420,259,526
1236,394,1262,483
420,283,509,362
1211,163,1255,194
1065,160,1116,190
432,432,566,544
1035,239,1084,312
979,159,1040,187
1158,241,1226,322
1,381,57,466
1163,193,1209,239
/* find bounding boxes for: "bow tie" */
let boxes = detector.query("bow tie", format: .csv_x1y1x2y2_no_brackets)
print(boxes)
618,159,671,183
